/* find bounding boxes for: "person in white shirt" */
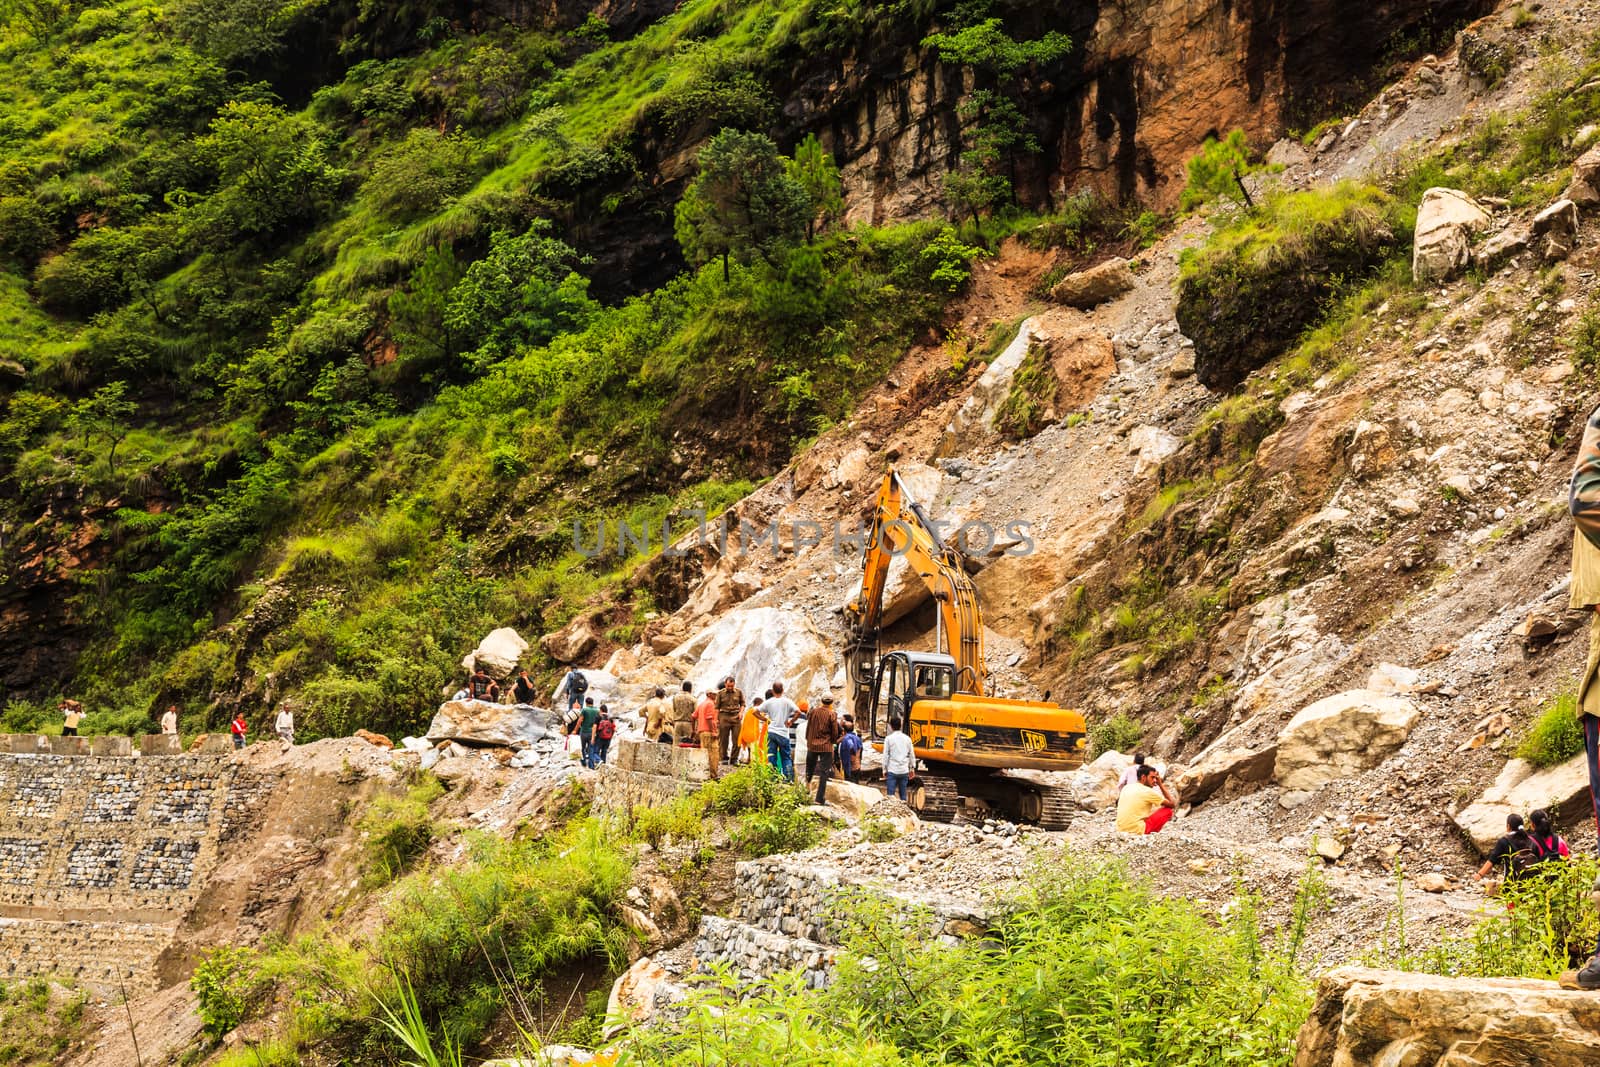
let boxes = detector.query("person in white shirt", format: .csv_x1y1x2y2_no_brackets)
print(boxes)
160,705,179,736
274,705,295,749
882,714,915,801
761,682,800,781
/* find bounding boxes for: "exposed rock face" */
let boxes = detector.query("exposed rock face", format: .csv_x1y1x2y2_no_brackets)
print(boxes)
669,606,835,705
1413,187,1493,283
1453,754,1591,853
1048,257,1134,308
425,701,554,746
1274,690,1419,803
1295,967,1600,1067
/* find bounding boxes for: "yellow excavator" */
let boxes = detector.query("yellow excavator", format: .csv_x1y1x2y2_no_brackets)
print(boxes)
844,469,1088,827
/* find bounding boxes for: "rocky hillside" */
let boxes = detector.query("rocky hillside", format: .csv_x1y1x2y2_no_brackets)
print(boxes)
544,0,1600,887
0,0,1487,743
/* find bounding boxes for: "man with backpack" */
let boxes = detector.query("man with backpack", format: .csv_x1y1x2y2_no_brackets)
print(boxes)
579,697,601,768
558,668,589,711
837,716,863,783
592,706,616,767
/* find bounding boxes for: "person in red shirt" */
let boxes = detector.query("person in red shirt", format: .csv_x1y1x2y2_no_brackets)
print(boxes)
694,690,720,779
230,713,247,750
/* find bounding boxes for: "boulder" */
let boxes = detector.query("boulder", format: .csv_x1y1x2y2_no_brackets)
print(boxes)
1532,198,1580,260
463,627,529,679
1175,744,1278,806
354,729,394,749
425,700,554,747
1048,257,1135,308
606,956,675,1038
1452,754,1590,854
1294,967,1600,1067
1128,425,1181,478
676,560,763,626
1475,223,1531,270
824,778,891,818
540,615,602,664
1069,750,1132,811
669,606,835,706
1274,690,1419,799
990,327,1116,438
1563,144,1600,207
1412,188,1492,283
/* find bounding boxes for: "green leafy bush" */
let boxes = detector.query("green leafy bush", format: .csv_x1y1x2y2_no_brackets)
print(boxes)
730,786,823,857
359,773,445,885
1371,858,1600,979
1516,693,1585,768
919,225,988,291
1088,711,1144,757
191,946,265,1038
1176,181,1405,391
628,852,1314,1066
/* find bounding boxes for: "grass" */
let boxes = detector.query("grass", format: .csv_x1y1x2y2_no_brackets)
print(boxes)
622,851,1319,1067
1516,692,1585,767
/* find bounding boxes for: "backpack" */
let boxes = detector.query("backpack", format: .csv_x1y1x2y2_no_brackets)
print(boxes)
567,670,589,696
596,717,615,741
1503,833,1545,879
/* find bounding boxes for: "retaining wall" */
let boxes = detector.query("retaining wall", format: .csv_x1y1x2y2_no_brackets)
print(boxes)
591,739,713,814
0,743,250,988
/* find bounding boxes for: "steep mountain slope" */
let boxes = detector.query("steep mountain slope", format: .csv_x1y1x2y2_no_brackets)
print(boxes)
0,0,1483,741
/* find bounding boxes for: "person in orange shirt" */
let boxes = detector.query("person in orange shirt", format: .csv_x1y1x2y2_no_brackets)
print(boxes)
694,689,720,779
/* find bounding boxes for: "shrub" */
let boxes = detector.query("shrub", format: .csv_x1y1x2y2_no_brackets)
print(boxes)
1516,693,1584,768
191,946,265,1038
359,773,445,884
730,786,823,857
1175,182,1404,391
628,851,1314,1066
1371,857,1600,978
919,226,988,291
361,129,483,221
1088,712,1144,757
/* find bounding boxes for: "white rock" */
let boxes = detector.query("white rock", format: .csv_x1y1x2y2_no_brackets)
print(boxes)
1413,188,1493,283
669,606,835,705
465,627,529,679
1274,690,1420,795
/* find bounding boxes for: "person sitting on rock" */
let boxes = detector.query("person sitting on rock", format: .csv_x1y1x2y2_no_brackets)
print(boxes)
513,669,538,706
1117,753,1147,794
1528,808,1571,865
1114,764,1175,835
1476,813,1544,884
468,666,496,703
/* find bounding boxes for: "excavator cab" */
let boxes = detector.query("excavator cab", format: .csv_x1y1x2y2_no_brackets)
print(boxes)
866,651,956,740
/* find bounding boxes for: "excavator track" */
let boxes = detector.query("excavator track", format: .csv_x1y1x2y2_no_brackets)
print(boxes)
1035,785,1076,831
910,775,959,822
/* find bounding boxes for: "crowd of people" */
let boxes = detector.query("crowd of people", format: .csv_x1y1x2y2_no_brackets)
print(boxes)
552,668,911,806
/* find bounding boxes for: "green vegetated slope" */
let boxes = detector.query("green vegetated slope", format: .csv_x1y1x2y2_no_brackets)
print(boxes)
0,0,1031,739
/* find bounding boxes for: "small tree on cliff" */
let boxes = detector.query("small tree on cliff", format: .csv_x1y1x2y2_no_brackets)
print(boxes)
70,381,135,477
675,129,808,281
922,18,1071,223
785,133,843,242
1181,129,1264,212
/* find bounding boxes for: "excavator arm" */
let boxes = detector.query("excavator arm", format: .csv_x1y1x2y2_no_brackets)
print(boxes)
844,469,987,696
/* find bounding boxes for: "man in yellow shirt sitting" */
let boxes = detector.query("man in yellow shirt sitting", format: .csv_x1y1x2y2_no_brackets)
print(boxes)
1115,764,1177,834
